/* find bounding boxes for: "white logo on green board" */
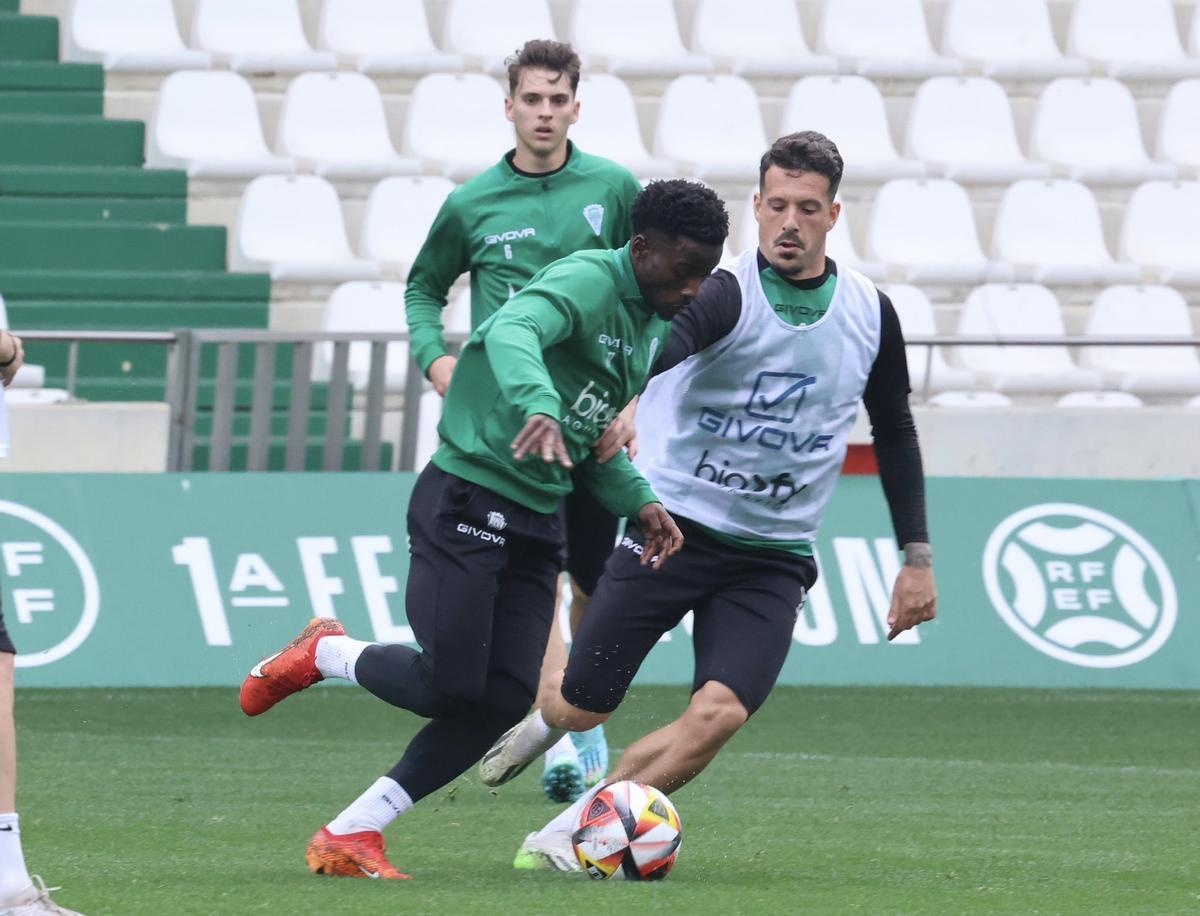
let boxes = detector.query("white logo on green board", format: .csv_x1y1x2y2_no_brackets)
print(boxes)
982,504,1176,668
0,501,100,668
583,203,604,236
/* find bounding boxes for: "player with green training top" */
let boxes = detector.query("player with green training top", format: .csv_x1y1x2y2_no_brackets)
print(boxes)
239,180,730,881
405,39,644,801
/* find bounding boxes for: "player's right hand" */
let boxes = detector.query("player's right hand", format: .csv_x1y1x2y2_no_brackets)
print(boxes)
511,414,574,469
636,502,684,571
0,332,24,388
427,354,457,397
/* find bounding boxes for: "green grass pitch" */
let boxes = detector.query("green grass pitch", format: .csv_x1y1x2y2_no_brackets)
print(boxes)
14,685,1199,914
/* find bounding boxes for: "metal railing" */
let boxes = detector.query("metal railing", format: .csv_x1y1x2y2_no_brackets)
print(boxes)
16,329,1200,472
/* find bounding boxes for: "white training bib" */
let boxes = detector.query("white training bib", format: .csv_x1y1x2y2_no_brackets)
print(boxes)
636,251,882,543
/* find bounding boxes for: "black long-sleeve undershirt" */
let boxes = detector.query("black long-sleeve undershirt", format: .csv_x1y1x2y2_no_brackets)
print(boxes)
652,256,929,547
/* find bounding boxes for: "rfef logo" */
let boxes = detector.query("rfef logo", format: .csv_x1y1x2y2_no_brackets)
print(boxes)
0,501,100,668
982,503,1176,669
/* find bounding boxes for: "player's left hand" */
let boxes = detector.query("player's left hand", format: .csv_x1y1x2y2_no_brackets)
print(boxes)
0,332,24,388
511,413,574,469
593,397,639,463
636,502,684,571
887,561,937,641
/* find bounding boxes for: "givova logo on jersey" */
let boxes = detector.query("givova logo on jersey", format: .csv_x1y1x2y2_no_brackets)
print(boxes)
0,501,100,668
982,503,1177,668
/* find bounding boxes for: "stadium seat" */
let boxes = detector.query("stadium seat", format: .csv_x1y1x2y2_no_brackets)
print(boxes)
955,284,1103,393
1156,80,1200,177
1080,285,1200,395
191,0,336,72
64,0,212,71
275,73,420,178
779,76,925,183
1067,0,1200,80
146,71,295,177
231,175,381,281
316,0,464,75
653,76,766,182
571,0,712,77
1192,5,1200,56
819,0,963,78
904,77,1050,183
1030,79,1176,184
442,0,556,73
404,74,513,181
866,179,1007,285
940,0,1088,80
883,284,976,395
927,390,1012,407
446,287,473,334
691,0,838,78
1119,181,1200,285
1055,391,1144,408
569,75,675,177
314,281,408,390
414,387,444,469
991,179,1139,285
359,176,456,277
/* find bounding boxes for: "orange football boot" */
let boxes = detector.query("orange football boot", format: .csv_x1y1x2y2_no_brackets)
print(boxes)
306,827,411,880
239,617,345,716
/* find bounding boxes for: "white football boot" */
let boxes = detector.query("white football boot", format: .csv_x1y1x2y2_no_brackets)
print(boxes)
0,876,84,915
479,711,563,787
511,831,581,873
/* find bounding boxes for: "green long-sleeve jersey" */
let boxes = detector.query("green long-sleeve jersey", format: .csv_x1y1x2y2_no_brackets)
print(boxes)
404,142,642,374
431,243,668,519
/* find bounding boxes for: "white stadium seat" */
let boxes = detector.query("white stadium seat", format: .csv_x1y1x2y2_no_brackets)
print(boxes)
780,77,925,183
315,281,408,390
316,0,464,75
414,388,444,469
1156,80,1200,176
1030,78,1176,184
991,180,1139,285
1055,391,1144,408
819,0,962,79
1119,181,1200,285
442,0,556,73
275,73,420,179
941,0,1087,80
866,179,1007,285
65,0,211,70
927,391,1013,407
569,75,675,177
955,284,1103,393
359,176,456,277
883,284,976,395
905,77,1050,183
1081,286,1200,395
404,74,513,182
653,76,766,183
146,71,295,177
1068,0,1200,80
571,0,712,77
231,175,381,281
1192,4,1200,56
691,0,837,78
446,287,473,335
191,0,336,73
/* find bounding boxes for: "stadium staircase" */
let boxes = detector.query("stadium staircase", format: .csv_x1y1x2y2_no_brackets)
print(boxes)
0,2,388,469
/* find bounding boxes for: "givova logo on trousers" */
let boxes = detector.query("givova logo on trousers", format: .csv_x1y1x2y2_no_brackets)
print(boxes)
0,501,100,668
982,503,1176,668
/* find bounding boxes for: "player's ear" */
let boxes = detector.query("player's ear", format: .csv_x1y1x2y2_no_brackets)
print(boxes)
570,99,580,125
828,199,841,231
503,96,515,124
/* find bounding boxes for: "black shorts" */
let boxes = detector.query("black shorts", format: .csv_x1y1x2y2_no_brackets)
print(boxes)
556,473,620,596
561,518,817,717
0,597,12,655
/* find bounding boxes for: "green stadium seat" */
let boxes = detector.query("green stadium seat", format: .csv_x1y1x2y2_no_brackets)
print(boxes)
0,223,226,271
0,116,144,166
0,14,59,62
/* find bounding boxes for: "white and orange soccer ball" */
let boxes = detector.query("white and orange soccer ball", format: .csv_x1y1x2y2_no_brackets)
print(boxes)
571,780,682,880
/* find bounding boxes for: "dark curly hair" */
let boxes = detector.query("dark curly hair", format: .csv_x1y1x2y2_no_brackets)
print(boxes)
759,131,843,200
632,179,729,247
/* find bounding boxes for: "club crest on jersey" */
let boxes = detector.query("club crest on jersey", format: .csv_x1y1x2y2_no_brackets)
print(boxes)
583,203,605,236
487,511,507,531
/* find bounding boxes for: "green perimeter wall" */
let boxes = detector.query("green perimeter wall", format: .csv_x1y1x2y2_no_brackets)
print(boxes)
2,475,1196,689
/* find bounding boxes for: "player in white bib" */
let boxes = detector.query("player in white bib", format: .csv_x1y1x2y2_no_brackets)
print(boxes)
478,132,939,871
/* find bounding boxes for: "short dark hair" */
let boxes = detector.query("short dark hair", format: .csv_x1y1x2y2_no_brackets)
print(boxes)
505,40,581,96
759,131,844,200
632,179,729,247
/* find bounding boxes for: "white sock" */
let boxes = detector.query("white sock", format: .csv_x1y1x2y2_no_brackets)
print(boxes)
326,777,413,836
537,779,608,840
0,814,31,902
543,734,577,769
315,635,373,684
513,709,562,763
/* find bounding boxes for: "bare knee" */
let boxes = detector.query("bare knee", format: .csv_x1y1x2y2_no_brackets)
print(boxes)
683,681,748,748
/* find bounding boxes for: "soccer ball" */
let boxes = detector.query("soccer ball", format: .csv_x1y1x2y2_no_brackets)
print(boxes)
571,780,682,880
